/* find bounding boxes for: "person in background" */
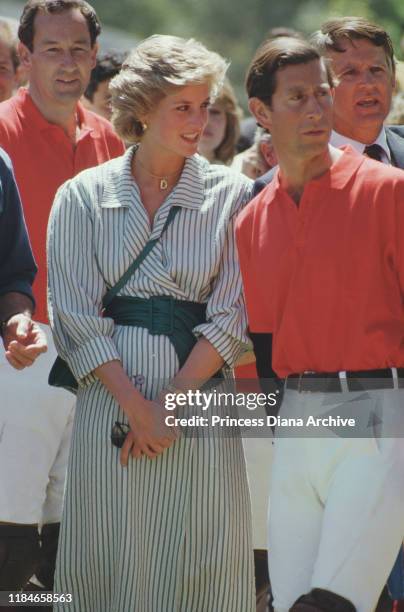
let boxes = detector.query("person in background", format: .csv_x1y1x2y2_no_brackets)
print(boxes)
0,0,124,597
0,18,20,102
265,26,305,41
387,92,404,125
82,50,125,120
198,77,242,164
0,147,46,371
236,116,257,153
232,127,277,179
0,146,49,604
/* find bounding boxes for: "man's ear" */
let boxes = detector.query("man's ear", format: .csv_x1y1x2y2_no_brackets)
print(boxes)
90,42,98,70
391,71,396,93
18,42,32,69
248,97,273,131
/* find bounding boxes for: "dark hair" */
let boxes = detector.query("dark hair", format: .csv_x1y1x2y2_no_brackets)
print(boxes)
18,0,101,51
311,17,395,76
246,36,336,106
266,27,304,41
84,51,126,101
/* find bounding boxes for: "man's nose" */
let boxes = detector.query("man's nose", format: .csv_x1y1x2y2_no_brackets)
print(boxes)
306,95,323,118
360,69,377,86
60,51,77,69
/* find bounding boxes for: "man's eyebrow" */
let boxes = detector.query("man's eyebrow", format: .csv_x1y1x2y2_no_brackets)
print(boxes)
40,38,90,45
285,85,305,93
337,61,356,68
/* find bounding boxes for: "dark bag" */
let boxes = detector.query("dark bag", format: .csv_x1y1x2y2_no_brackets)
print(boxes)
48,207,180,394
48,357,78,394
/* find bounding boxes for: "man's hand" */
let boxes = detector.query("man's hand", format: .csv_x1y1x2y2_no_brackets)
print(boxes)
3,313,47,369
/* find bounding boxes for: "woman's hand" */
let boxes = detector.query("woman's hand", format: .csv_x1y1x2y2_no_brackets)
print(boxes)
120,398,179,465
94,361,179,463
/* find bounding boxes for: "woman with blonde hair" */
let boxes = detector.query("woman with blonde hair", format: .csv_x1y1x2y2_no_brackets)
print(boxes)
48,35,255,611
198,78,242,164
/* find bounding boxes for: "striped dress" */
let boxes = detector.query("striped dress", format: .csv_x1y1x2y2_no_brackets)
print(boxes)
47,147,255,612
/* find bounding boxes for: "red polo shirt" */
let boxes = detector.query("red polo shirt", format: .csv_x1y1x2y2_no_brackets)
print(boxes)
236,146,404,378
0,88,125,322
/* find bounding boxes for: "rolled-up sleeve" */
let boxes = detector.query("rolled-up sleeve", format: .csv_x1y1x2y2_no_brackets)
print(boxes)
193,182,252,368
47,180,120,386
0,148,36,303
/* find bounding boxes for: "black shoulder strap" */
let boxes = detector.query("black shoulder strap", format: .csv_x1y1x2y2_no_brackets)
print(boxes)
102,206,180,309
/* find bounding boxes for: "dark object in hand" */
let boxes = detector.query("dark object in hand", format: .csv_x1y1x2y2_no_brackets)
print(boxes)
111,421,130,448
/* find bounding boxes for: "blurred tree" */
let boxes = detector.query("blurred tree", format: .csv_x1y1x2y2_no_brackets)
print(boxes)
94,0,404,110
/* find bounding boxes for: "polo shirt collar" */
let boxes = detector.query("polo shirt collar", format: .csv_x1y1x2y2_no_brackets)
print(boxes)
15,87,98,138
331,128,390,162
112,145,206,210
273,145,365,196
327,145,366,188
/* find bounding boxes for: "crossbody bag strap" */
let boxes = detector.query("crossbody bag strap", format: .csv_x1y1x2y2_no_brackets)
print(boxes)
102,206,180,309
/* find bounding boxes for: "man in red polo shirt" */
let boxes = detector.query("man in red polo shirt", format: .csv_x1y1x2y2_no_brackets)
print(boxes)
0,0,124,595
236,37,404,612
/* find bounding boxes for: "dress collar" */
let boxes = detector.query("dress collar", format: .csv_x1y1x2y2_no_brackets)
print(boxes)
106,145,206,210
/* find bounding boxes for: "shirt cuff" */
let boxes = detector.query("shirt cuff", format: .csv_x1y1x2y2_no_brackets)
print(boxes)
0,283,35,306
194,322,244,368
66,335,120,384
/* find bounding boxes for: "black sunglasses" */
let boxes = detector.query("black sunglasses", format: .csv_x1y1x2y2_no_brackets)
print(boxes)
110,421,130,448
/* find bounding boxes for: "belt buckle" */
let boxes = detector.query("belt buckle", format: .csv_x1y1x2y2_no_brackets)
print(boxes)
299,371,314,393
391,367,398,390
338,371,348,393
150,296,174,335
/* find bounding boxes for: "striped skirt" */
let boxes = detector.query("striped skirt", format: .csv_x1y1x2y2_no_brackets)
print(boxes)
54,380,255,612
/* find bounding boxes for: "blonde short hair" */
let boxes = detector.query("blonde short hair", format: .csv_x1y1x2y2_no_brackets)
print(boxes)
110,35,229,144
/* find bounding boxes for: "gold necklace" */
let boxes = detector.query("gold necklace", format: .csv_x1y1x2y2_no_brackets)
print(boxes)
136,156,182,190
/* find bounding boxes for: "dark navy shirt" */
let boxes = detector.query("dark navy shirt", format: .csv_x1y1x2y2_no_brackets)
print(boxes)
0,147,36,303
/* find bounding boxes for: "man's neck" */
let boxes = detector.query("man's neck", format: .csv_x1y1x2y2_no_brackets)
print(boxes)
279,145,341,204
333,122,382,146
28,85,80,144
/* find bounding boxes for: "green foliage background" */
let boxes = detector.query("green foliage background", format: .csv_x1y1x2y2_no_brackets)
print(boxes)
95,0,404,110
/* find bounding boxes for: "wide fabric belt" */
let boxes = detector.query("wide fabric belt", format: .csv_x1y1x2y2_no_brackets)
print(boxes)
285,368,404,393
104,295,207,368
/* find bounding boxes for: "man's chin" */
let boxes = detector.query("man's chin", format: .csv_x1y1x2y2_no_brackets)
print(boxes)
354,109,386,126
299,140,330,157
53,85,84,103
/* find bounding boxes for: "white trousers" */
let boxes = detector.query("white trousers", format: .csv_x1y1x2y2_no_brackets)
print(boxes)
0,325,74,524
269,387,404,612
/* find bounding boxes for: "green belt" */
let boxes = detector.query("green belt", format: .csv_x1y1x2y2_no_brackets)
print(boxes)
104,295,207,368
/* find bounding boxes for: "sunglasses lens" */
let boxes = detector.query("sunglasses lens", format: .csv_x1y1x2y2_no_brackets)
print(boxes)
111,422,129,448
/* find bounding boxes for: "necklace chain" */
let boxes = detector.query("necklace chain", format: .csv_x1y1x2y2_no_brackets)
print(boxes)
136,156,181,191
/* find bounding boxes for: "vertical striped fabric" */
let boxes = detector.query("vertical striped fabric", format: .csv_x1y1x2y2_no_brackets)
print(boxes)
48,147,255,611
